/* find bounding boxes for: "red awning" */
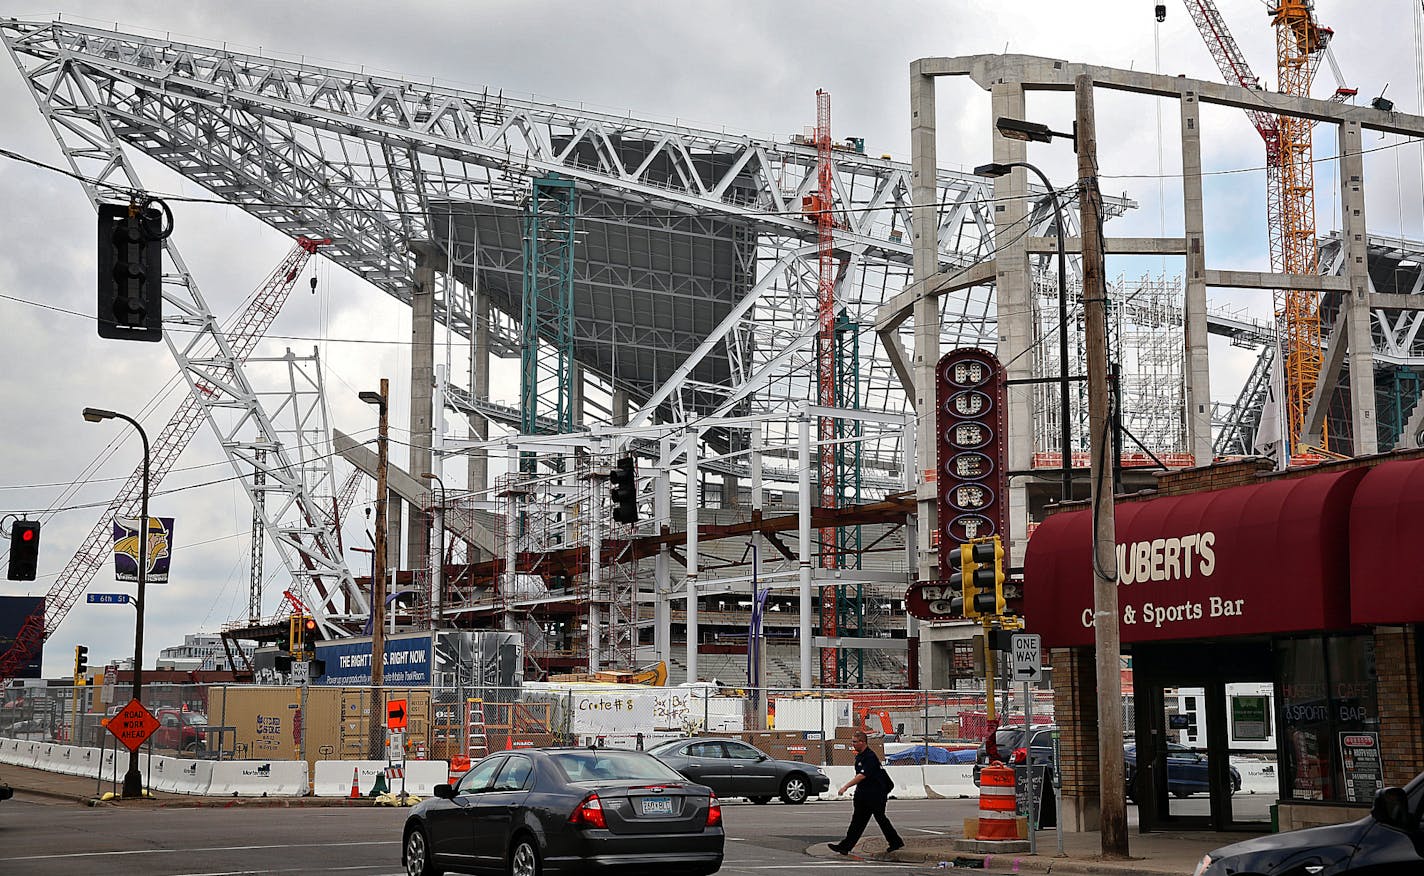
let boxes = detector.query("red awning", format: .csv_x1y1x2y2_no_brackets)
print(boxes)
1023,468,1365,648
1350,458,1424,624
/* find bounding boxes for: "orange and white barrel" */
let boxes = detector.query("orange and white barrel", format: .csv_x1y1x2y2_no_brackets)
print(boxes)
448,754,471,785
976,761,1019,841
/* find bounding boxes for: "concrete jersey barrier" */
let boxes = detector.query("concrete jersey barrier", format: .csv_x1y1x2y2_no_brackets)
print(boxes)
314,760,451,797
207,760,308,797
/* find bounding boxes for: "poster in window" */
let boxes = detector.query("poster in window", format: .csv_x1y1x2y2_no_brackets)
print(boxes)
1231,695,1270,741
1339,732,1384,804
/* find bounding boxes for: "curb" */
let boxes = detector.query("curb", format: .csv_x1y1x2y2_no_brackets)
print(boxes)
808,842,1190,875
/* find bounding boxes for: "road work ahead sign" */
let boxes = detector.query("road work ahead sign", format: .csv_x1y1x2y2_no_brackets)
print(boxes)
1010,633,1042,683
107,699,159,752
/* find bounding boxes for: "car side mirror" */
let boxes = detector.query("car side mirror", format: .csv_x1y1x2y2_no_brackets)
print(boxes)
1372,787,1411,829
757,754,769,762
434,783,455,800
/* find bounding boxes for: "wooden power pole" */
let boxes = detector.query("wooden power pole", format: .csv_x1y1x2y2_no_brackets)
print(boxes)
1075,73,1128,858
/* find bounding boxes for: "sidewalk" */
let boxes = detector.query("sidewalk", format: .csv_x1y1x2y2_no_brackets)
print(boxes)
806,826,1251,874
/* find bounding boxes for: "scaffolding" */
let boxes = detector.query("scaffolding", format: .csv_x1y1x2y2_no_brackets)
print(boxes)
520,175,578,462
1115,274,1189,455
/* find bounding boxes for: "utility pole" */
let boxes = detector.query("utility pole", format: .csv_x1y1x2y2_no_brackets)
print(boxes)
361,380,390,759
1076,74,1128,858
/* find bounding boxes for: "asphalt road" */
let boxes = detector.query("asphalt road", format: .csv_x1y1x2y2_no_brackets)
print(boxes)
0,792,985,876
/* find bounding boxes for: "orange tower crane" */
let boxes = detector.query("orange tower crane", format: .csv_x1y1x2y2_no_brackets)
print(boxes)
1183,0,1341,454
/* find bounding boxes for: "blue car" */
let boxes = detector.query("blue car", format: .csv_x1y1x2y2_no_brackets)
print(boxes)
1124,742,1241,800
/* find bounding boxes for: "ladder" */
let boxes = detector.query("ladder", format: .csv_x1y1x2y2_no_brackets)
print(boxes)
466,698,490,759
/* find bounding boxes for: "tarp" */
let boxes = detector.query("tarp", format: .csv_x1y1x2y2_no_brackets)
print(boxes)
886,745,975,765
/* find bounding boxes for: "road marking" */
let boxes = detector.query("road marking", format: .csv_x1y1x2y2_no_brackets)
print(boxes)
906,826,946,834
167,868,395,876
0,840,395,862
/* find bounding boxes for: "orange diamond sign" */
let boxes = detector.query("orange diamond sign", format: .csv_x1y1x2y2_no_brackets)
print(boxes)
106,698,160,752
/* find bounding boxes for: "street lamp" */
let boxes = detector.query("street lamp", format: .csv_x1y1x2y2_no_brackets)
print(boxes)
82,406,150,799
974,158,1074,502
420,473,446,631
360,382,389,759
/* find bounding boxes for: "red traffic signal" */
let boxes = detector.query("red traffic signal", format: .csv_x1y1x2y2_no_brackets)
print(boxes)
7,520,40,581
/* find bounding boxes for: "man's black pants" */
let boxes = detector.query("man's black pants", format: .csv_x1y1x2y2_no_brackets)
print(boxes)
839,792,903,850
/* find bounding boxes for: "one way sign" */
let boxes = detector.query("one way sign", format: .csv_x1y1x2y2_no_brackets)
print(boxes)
386,698,408,730
1010,633,1042,683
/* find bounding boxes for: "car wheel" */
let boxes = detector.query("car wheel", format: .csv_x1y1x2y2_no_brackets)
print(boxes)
780,773,809,805
404,826,442,876
508,834,541,876
750,796,772,805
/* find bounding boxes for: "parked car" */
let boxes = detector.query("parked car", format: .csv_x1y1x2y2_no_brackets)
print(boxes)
0,719,58,742
1124,742,1241,800
402,747,724,876
647,737,830,805
1193,772,1424,874
972,724,1056,785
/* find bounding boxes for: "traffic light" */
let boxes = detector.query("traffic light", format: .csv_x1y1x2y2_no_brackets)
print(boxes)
6,520,40,581
946,536,1004,618
97,202,164,341
609,456,638,524
74,645,89,679
288,615,305,655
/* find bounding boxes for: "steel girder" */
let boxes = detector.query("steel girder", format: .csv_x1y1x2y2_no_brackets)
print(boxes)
0,22,366,634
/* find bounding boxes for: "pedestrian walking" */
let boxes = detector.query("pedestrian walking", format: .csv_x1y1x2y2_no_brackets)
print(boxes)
829,730,904,855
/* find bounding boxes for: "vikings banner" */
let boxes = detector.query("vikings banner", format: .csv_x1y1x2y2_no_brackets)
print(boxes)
112,516,175,584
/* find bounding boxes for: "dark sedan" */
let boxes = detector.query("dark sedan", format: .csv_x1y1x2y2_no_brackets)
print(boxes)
1193,772,1424,875
403,747,723,876
647,737,831,805
1124,742,1241,800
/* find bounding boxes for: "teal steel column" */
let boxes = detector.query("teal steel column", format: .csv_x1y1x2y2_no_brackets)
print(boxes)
520,175,577,470
834,314,864,686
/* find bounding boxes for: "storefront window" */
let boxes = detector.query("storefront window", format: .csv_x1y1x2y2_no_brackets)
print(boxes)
1277,634,1379,803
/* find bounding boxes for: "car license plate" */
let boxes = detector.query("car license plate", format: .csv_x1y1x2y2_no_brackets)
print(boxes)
640,796,673,815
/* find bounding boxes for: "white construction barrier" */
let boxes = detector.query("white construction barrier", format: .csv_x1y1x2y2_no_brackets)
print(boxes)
149,756,182,793
172,759,215,795
405,761,452,796
923,764,978,798
0,738,20,765
313,760,386,797
882,764,926,799
1232,756,1281,795
207,760,308,797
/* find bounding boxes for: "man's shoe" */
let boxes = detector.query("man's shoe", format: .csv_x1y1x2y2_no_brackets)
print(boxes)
828,843,850,855
885,841,905,853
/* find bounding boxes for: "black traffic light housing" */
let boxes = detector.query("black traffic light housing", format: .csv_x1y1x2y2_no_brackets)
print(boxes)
609,456,638,524
7,520,40,581
74,645,89,679
97,202,164,341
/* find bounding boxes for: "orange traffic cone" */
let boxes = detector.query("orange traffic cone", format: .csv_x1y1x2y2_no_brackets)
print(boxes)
348,766,361,799
504,735,514,751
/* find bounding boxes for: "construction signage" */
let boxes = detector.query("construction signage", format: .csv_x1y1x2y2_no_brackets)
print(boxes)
387,698,408,730
106,698,160,752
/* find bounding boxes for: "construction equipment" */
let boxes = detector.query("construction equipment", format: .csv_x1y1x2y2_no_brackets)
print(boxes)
1183,0,1345,455
0,238,328,686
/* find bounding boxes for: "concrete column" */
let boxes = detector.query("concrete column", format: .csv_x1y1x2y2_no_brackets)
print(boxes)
909,63,942,587
1339,121,1378,454
989,82,1032,560
798,414,813,689
1179,85,1213,464
408,245,435,570
572,363,585,428
611,388,630,427
468,287,491,510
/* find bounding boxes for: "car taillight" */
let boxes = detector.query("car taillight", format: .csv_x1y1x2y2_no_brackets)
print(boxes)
706,793,722,827
569,793,606,829
1012,747,1027,764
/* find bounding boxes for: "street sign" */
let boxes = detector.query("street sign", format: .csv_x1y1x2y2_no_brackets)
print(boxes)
1011,633,1042,682
387,729,406,765
106,698,160,752
386,698,408,730
86,593,131,605
291,660,310,685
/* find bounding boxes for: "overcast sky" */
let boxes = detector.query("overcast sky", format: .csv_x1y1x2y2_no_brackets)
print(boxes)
2,0,1421,676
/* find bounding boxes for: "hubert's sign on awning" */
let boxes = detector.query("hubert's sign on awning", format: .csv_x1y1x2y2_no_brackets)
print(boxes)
1023,469,1365,648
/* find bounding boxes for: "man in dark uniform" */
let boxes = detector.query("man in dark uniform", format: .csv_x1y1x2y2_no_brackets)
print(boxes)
829,730,904,855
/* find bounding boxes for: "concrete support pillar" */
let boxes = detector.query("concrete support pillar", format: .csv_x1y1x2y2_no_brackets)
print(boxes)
408,246,435,570
611,388,630,427
468,287,491,508
1179,85,1213,464
988,82,1032,560
654,436,672,665
798,414,814,689
1339,121,1378,454
1050,646,1102,831
910,63,942,587
685,431,699,684
572,363,585,428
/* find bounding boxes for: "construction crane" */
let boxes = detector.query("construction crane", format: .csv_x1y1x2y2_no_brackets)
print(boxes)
1182,0,1345,455
812,90,840,686
0,237,328,685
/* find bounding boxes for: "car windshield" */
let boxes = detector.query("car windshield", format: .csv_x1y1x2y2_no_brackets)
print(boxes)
644,740,684,756
549,750,687,784
992,729,1025,752
182,713,207,726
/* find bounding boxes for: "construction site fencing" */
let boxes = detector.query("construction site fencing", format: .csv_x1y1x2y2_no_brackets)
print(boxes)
0,681,1100,770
